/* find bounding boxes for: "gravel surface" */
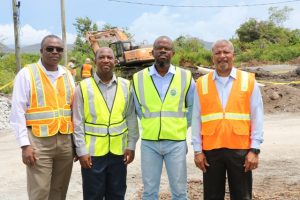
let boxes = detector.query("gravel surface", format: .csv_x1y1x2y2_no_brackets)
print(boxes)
0,94,11,131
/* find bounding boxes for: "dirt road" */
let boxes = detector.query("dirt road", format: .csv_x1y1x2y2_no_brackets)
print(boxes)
245,65,298,73
0,113,299,200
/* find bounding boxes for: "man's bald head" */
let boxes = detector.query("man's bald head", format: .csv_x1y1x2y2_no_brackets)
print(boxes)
153,36,174,51
211,40,234,53
95,47,115,59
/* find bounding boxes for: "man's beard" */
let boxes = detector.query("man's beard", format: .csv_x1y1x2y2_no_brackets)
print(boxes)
157,60,170,68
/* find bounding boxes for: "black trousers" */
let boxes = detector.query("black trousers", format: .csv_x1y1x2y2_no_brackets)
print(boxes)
81,153,127,200
203,148,252,200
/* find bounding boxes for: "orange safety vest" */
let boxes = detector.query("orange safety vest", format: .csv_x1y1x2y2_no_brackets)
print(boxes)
81,64,92,78
25,63,74,137
197,69,255,150
67,62,76,76
70,68,76,76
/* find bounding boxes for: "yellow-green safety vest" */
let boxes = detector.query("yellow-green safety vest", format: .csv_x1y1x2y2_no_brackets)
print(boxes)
133,67,192,141
80,77,130,156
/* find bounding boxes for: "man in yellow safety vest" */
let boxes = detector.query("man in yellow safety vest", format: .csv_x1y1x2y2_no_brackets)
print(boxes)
73,47,139,199
132,36,195,199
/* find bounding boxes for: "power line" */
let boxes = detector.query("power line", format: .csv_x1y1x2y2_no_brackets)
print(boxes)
108,0,300,8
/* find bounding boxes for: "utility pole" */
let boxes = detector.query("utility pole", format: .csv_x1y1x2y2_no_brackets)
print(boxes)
60,0,67,67
12,0,21,72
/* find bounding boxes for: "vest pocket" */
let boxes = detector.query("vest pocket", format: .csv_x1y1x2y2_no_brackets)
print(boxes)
232,125,250,135
110,133,125,155
201,124,215,136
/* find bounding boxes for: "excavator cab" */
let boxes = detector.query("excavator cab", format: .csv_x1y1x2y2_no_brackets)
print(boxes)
109,41,132,66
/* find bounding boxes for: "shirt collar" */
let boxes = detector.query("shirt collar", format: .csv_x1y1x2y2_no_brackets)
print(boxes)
213,67,237,80
94,73,117,84
149,64,176,76
38,59,66,75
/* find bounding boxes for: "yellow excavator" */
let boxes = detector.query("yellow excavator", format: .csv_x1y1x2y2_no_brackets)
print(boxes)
86,28,154,68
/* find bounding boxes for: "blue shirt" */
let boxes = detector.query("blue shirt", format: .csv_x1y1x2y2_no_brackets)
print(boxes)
133,64,195,127
191,68,264,151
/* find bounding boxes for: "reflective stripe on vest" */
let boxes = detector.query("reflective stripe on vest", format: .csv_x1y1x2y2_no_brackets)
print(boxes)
197,69,254,150
133,67,191,140
201,112,250,122
26,109,72,121
25,63,74,137
82,64,92,78
80,77,130,156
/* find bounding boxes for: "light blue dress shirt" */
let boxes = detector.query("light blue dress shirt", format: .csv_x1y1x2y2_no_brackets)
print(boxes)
191,68,264,152
133,64,195,127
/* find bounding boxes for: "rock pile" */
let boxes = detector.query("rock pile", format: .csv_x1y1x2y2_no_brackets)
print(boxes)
0,94,11,131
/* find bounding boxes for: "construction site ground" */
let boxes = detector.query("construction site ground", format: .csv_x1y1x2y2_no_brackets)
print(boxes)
0,64,300,199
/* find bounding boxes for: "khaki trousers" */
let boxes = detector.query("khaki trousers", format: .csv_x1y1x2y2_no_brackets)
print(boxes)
27,129,74,200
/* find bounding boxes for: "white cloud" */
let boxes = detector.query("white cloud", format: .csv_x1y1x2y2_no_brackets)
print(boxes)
128,6,251,44
0,24,76,46
19,24,52,46
129,7,183,44
128,4,300,44
0,24,15,45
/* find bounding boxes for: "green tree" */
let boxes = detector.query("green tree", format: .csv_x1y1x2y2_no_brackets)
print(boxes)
172,35,211,66
268,6,293,26
236,19,260,43
72,17,98,58
233,6,300,64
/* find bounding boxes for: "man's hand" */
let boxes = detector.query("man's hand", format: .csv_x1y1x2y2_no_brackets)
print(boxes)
73,154,79,162
21,145,38,167
194,152,209,173
79,154,92,169
244,151,259,172
124,149,135,165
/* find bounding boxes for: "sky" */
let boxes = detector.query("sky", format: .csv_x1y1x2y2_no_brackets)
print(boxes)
1,0,300,47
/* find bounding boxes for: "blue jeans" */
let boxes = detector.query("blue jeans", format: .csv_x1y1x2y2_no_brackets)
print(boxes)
141,140,187,200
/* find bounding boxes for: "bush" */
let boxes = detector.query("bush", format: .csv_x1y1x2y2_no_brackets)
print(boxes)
0,53,39,93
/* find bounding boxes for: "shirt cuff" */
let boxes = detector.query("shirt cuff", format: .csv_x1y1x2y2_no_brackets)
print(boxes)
192,142,202,152
251,139,262,149
18,135,30,147
76,146,88,157
127,141,137,151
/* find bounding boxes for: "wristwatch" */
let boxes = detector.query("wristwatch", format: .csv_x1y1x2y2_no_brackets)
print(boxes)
194,151,202,155
249,148,260,155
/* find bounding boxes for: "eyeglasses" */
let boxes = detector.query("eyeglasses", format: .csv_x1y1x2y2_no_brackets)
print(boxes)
45,47,64,53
